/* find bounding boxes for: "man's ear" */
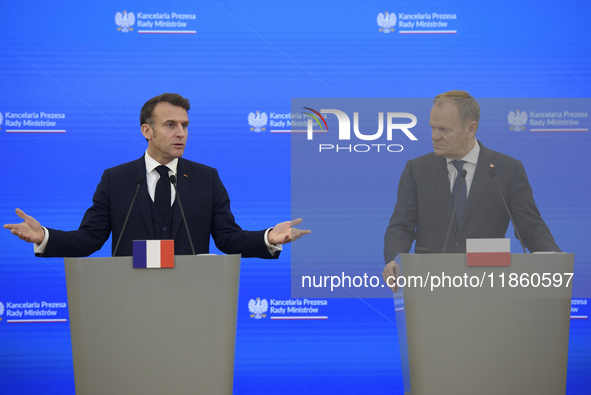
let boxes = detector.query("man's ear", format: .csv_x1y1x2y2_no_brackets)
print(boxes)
467,121,478,137
141,124,153,140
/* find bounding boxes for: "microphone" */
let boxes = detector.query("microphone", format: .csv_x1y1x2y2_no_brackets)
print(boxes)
489,166,527,253
113,177,144,256
443,169,467,253
169,175,196,255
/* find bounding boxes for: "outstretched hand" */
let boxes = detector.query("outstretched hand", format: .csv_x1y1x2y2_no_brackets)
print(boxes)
4,209,45,244
268,218,311,245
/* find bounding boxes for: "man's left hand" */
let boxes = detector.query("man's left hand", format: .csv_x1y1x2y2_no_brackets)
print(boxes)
268,218,311,245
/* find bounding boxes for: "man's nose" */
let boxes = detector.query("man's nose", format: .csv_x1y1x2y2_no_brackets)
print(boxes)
175,126,186,137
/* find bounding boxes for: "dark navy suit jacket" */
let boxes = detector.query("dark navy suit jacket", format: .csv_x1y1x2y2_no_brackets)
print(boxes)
42,156,277,258
384,142,560,263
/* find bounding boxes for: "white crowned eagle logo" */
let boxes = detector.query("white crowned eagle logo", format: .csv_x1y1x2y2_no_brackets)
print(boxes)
377,12,396,33
248,298,268,319
248,111,268,133
115,11,135,33
508,110,528,131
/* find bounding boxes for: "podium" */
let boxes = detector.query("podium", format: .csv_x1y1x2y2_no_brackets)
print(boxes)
397,253,574,395
64,254,241,395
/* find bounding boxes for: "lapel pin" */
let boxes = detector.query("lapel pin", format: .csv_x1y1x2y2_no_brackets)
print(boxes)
184,174,189,177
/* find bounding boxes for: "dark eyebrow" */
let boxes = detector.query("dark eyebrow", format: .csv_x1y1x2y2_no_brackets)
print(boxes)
161,118,189,126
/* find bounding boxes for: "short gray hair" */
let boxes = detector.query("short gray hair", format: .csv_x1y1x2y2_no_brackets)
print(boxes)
433,90,480,126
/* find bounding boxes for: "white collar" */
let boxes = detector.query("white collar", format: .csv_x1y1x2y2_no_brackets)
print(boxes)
144,150,179,174
446,140,480,165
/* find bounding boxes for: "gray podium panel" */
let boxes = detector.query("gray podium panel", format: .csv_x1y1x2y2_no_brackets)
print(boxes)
65,254,241,395
399,253,574,395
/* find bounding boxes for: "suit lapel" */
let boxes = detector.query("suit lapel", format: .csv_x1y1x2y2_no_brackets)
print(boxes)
428,153,456,230
171,158,192,239
132,156,156,239
457,142,497,233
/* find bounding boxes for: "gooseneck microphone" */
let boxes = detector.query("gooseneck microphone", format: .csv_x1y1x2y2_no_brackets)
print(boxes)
169,175,196,255
443,169,467,253
489,166,527,253
113,177,144,256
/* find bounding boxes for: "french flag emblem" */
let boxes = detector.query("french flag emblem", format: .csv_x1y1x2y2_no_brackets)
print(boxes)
133,240,175,268
466,238,511,267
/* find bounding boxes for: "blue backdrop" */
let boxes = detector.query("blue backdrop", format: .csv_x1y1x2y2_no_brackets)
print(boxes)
1,1,589,394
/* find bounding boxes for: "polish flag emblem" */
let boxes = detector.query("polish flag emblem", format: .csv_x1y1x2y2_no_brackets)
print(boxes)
466,238,510,267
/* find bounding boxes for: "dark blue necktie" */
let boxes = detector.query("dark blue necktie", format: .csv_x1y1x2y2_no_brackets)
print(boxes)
155,165,171,217
451,160,467,225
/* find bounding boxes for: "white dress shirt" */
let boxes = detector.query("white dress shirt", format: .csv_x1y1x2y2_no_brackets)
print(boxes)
145,152,177,206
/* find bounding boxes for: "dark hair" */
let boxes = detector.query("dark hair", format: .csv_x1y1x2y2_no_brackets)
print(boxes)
140,93,191,127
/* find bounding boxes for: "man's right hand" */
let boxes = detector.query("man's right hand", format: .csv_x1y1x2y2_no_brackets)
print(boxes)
4,209,45,244
382,260,401,293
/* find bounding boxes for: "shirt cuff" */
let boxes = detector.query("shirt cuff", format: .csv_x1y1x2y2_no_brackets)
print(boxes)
264,228,282,256
34,227,49,255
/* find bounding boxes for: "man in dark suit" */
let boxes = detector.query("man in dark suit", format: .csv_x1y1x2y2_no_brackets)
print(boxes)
5,93,309,257
383,90,560,289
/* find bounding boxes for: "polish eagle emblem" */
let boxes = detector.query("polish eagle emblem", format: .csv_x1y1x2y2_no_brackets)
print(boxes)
115,11,135,33
508,110,528,131
377,12,396,33
248,111,268,133
248,298,268,319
